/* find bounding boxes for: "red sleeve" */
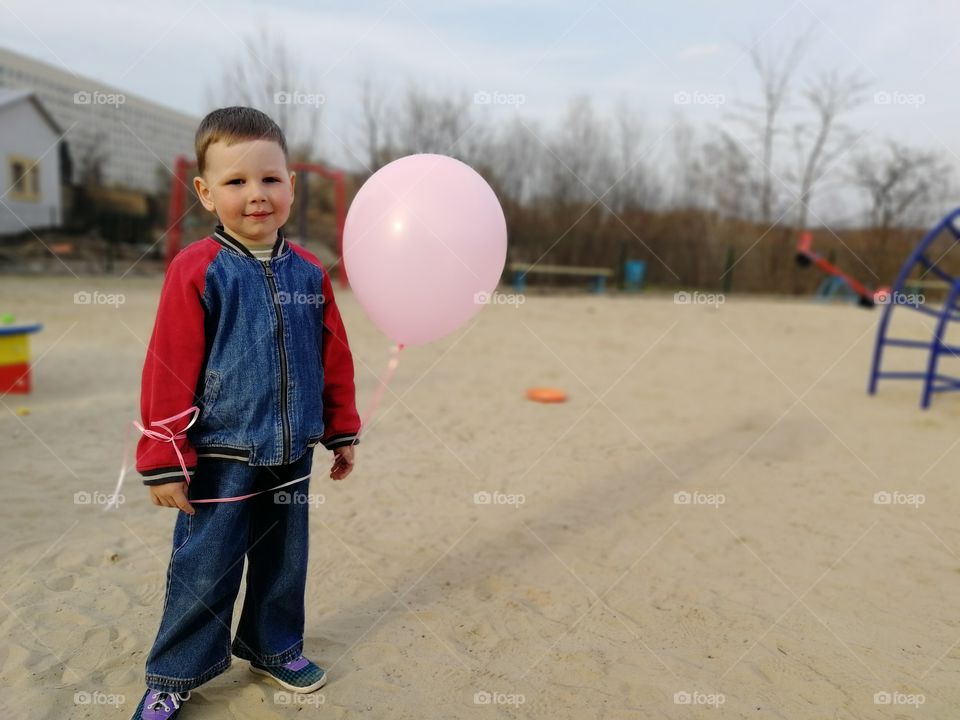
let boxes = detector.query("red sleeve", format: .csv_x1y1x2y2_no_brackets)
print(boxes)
289,244,361,449
319,266,361,449
136,240,218,484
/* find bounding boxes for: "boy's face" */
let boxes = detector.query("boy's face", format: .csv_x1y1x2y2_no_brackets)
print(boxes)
194,139,296,244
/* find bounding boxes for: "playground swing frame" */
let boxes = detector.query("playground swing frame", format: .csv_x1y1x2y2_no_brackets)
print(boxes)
868,207,960,408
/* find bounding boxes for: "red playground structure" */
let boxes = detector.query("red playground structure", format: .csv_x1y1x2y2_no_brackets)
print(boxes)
795,231,877,308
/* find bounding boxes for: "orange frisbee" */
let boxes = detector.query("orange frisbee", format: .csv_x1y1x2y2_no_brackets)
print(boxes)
526,387,567,403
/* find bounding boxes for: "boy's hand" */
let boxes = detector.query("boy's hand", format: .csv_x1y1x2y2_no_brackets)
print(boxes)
149,482,195,515
330,445,355,481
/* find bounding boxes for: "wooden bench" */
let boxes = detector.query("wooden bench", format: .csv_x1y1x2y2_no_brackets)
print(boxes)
902,278,951,296
510,262,614,293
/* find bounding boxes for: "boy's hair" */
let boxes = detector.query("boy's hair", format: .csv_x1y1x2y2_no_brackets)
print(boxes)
194,106,288,176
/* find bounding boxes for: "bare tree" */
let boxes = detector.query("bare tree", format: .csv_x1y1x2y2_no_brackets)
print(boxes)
394,85,479,159
791,69,869,231
487,116,545,205
851,141,953,238
735,33,811,223
701,131,759,220
605,99,658,213
75,130,109,187
670,118,699,209
357,74,393,173
545,96,611,206
207,26,322,161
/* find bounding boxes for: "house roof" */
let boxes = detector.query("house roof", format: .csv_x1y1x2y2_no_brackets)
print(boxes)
0,87,63,135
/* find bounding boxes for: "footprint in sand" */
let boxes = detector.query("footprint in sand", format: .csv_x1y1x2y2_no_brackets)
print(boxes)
65,626,117,672
44,574,75,591
133,574,166,606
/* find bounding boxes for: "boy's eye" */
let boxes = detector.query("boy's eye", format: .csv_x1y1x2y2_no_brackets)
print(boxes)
226,178,280,184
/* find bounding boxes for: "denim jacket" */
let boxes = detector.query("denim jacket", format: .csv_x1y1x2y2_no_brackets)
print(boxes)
136,225,360,485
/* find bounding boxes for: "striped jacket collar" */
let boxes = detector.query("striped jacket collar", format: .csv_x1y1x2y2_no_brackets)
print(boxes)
213,224,288,260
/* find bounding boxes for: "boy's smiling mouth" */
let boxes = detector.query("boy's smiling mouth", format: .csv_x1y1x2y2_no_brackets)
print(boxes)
246,211,273,219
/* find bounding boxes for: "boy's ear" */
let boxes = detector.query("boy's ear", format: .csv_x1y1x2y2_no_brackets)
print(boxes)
289,170,296,196
193,175,216,212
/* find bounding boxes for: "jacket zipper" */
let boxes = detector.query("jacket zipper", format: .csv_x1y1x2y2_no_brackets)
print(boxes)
263,260,291,463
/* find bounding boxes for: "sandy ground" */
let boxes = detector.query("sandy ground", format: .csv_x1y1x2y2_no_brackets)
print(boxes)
2,274,960,719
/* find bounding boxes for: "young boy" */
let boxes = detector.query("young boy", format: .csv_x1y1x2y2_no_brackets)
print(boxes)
130,106,360,719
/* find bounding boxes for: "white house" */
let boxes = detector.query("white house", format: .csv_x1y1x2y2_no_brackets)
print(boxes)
0,46,197,195
0,88,62,236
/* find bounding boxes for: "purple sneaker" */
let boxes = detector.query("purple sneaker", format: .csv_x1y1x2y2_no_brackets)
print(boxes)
250,654,327,692
131,688,191,719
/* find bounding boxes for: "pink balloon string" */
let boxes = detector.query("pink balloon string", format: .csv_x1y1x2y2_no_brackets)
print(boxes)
107,345,407,511
136,405,199,488
360,343,404,437
106,405,309,510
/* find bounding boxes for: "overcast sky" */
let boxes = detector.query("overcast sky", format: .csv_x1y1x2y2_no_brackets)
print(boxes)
2,0,959,220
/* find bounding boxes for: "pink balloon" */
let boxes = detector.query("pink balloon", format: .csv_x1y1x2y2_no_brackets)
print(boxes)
343,154,507,346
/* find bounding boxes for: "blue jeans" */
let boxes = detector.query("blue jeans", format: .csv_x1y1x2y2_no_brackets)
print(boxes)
144,449,314,693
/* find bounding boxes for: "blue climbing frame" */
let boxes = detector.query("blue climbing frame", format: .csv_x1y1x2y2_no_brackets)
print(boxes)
868,207,960,408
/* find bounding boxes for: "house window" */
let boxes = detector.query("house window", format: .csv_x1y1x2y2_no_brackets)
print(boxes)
8,155,40,201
